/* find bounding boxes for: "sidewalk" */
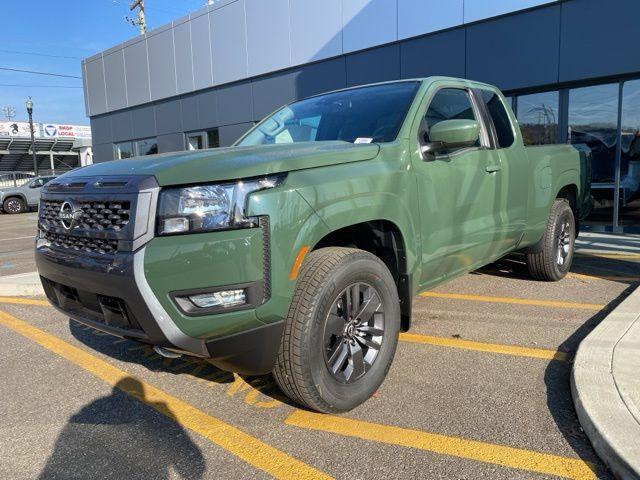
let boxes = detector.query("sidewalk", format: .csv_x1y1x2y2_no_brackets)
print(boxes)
0,271,44,296
572,285,640,480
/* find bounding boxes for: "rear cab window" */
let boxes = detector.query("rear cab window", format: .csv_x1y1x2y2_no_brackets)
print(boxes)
480,90,515,149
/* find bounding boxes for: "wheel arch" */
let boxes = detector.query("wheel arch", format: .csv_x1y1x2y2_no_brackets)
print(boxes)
2,194,27,210
556,183,579,237
312,219,413,331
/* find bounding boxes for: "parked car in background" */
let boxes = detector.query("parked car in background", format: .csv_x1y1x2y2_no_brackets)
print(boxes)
1,176,56,214
36,77,592,412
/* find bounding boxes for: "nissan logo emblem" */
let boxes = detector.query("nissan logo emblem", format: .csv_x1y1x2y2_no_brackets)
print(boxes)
59,200,81,230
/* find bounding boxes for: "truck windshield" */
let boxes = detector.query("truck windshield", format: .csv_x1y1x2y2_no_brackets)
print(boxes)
238,81,420,146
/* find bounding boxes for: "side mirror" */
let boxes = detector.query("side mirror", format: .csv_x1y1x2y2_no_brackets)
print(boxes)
421,119,480,156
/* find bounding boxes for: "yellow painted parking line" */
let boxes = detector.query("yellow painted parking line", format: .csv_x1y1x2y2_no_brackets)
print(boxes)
0,310,331,480
399,332,569,362
420,292,604,311
567,272,640,283
575,251,640,260
286,411,595,480
0,296,49,306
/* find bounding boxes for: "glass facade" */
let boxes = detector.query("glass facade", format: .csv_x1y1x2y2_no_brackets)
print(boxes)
569,83,619,226
620,80,640,227
517,91,559,146
511,79,640,231
114,138,157,159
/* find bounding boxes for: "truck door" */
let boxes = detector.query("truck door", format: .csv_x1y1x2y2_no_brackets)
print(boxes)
411,86,504,289
475,89,528,253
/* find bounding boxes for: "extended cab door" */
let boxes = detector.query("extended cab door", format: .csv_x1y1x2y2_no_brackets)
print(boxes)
475,89,528,253
411,84,506,289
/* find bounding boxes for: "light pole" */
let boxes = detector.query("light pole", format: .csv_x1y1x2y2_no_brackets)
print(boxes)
25,98,38,176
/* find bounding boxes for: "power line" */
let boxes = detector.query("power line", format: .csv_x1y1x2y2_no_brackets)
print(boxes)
0,84,82,89
0,67,81,79
0,49,81,60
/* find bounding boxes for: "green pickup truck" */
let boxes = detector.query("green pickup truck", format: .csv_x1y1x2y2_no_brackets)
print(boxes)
36,77,591,412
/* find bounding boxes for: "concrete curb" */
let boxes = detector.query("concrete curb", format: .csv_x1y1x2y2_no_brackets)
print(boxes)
0,272,44,297
572,285,640,480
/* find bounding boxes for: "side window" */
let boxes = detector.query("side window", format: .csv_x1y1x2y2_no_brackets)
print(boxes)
424,88,480,153
481,90,515,148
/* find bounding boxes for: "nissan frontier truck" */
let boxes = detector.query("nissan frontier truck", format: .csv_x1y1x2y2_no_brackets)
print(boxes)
36,77,591,412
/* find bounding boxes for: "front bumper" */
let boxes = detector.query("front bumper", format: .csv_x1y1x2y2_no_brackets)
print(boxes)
36,235,283,375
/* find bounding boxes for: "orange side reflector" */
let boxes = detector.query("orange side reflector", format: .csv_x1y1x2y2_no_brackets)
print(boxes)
289,246,310,281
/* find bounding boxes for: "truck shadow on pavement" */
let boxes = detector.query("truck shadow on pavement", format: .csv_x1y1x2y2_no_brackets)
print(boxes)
68,321,296,409
38,377,206,480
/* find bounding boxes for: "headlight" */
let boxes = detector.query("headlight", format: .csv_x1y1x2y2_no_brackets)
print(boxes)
157,174,285,235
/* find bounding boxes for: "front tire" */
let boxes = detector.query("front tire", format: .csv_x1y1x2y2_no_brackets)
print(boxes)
273,247,400,413
526,198,575,281
3,197,26,214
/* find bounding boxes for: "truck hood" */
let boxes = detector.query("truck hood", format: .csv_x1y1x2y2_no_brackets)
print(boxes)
61,141,380,186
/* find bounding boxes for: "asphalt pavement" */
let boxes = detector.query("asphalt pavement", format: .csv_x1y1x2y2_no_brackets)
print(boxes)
1,211,639,479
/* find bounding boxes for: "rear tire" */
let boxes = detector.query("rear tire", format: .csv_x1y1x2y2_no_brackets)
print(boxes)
526,198,575,281
273,247,400,413
3,197,26,214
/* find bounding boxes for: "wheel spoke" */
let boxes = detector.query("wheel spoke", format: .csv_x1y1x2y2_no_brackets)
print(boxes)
355,334,381,350
348,342,365,380
354,292,381,324
349,284,360,317
357,325,384,336
328,341,349,374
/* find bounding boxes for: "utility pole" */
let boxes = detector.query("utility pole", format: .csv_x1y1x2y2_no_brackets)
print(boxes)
129,0,146,35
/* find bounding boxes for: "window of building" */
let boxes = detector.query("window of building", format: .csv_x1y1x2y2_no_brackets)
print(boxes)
620,79,640,227
569,83,619,225
481,90,515,148
516,91,559,146
114,141,134,159
186,128,220,150
114,138,157,159
136,138,158,156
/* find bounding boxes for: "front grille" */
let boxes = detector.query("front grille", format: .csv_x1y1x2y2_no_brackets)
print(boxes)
40,199,131,232
44,230,118,255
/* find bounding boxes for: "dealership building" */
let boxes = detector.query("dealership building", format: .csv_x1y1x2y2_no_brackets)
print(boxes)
82,0,640,231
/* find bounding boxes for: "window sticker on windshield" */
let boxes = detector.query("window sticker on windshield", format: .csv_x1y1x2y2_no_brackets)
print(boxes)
354,138,373,144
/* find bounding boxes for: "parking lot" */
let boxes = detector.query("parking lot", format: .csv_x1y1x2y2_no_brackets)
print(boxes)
1,212,638,479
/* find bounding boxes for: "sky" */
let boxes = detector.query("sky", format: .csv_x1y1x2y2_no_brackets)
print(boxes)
0,0,207,126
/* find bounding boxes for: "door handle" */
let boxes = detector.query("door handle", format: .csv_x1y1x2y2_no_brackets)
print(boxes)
485,164,501,173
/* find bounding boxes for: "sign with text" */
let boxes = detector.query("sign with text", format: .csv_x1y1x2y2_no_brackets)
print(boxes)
0,121,38,137
42,124,92,139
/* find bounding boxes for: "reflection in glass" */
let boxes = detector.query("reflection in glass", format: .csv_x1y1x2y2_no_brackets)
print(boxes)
620,80,640,226
114,141,134,159
569,83,619,225
136,138,158,156
517,91,559,145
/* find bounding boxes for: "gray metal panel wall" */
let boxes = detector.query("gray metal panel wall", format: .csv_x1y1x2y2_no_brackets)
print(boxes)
400,29,466,79
219,122,254,147
216,81,253,126
131,105,156,139
92,143,115,163
466,4,560,91
173,19,195,94
85,58,107,116
123,39,151,106
252,72,298,120
296,57,347,98
110,110,133,142
181,94,201,132
342,0,397,53
245,0,291,77
289,0,342,65
103,50,128,111
197,90,218,128
155,99,182,135
346,44,400,87
211,1,248,85
559,0,640,81
90,116,112,145
190,11,213,90
398,0,463,40
148,27,177,101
